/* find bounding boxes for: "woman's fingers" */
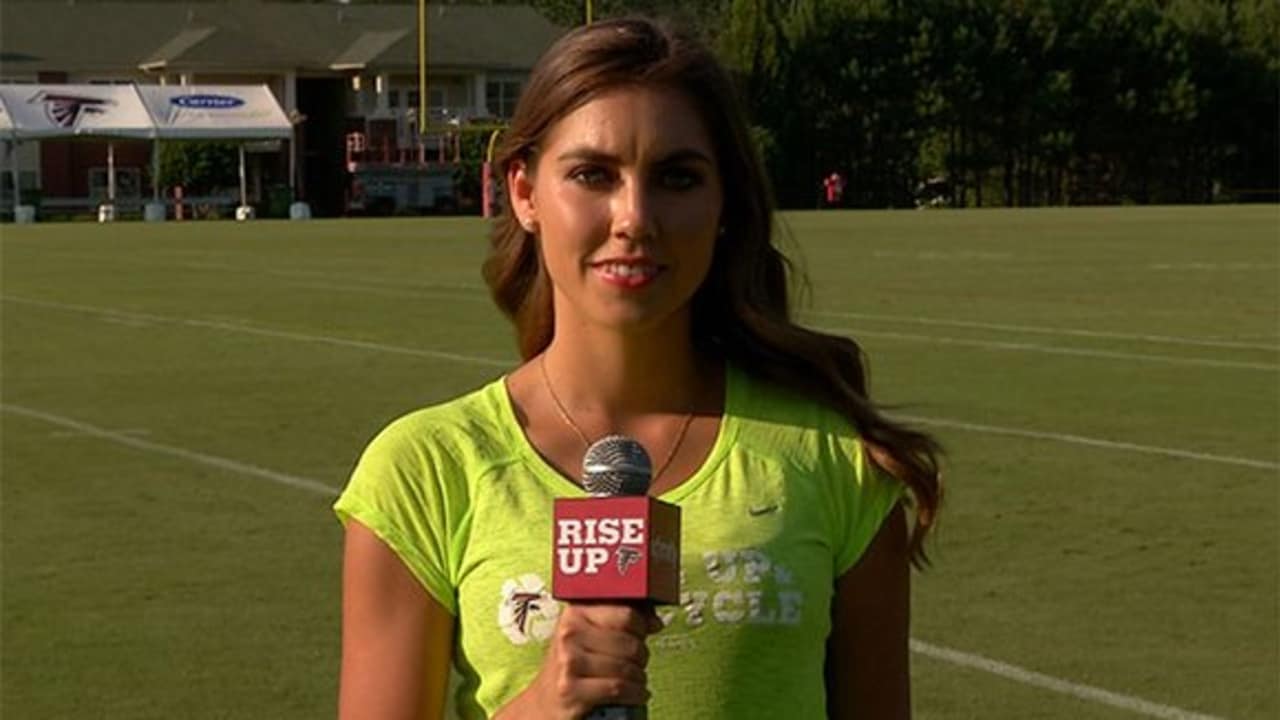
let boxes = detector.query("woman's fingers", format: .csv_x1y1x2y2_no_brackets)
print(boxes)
572,605,658,663
556,607,650,666
575,603,662,638
566,676,651,708
643,605,666,635
567,650,648,686
535,603,655,713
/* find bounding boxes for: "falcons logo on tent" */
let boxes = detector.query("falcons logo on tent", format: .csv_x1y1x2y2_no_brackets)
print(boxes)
27,92,114,129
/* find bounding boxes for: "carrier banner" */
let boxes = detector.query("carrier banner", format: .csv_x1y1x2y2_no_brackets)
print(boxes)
135,84,291,139
0,84,154,139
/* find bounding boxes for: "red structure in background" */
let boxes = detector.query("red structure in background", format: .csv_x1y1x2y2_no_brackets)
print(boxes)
823,171,845,208
343,129,458,171
341,127,461,215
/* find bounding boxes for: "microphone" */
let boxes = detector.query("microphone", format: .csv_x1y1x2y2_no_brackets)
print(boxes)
552,435,682,720
582,435,652,497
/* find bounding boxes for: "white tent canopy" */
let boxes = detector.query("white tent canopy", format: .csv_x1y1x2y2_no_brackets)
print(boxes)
0,84,155,139
134,84,294,211
0,93,15,141
1,95,16,214
135,85,291,139
0,82,294,217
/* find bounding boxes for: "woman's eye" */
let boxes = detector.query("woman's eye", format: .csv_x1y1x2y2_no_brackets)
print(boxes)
569,166,612,187
660,168,701,190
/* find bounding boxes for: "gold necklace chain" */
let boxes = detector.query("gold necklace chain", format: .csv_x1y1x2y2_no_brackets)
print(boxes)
539,353,695,486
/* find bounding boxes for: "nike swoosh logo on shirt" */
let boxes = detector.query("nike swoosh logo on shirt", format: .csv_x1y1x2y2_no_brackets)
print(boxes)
748,503,779,516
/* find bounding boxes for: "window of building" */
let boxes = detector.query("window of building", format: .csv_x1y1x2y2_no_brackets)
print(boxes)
485,80,522,119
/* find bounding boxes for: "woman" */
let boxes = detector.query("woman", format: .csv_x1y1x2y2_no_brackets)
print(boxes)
336,17,942,720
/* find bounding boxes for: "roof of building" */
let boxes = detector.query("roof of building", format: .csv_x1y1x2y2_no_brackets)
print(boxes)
330,29,411,71
139,24,312,72
1,2,565,75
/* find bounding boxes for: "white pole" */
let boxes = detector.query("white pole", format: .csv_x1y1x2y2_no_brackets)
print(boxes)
152,140,161,202
238,143,247,207
107,142,116,203
8,141,20,214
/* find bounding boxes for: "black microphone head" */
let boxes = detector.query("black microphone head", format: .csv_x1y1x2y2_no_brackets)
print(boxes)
581,435,652,496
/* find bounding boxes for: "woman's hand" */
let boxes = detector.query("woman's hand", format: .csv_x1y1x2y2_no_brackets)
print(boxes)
495,602,663,720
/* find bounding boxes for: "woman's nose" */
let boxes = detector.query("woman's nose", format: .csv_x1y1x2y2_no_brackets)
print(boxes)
610,177,657,243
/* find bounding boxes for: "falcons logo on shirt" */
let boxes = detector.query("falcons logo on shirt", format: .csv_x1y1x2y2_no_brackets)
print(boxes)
28,92,114,130
509,592,543,633
498,574,560,645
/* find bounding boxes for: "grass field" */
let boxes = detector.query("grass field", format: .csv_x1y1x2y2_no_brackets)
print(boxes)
2,205,1277,719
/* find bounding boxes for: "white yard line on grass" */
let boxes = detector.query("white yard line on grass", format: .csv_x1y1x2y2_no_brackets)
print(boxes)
1,295,512,368
49,427,151,440
2,249,489,294
9,292,1272,375
276,278,492,303
17,250,1274,354
20,247,1275,354
4,402,1229,719
170,260,489,293
806,309,1280,352
179,316,512,367
3,404,339,497
910,641,1225,720
819,326,1279,372
899,415,1279,471
6,294,1275,471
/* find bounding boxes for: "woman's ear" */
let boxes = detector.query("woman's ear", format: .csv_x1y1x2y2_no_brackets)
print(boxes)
508,159,537,233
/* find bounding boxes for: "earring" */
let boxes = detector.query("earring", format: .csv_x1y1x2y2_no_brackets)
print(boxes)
522,218,538,233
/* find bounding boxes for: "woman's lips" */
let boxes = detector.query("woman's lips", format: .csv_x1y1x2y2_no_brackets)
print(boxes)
591,260,664,289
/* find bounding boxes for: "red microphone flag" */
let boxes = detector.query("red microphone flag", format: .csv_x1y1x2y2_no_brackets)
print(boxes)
551,496,681,605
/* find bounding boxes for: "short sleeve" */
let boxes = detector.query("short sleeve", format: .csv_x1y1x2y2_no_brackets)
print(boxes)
334,416,466,616
830,439,906,576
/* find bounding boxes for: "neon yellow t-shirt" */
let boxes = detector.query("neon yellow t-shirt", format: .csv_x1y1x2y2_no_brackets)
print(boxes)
334,364,903,719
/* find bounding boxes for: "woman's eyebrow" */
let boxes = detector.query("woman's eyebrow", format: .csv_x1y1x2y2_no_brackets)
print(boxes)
555,146,714,166
556,147,618,164
655,149,715,167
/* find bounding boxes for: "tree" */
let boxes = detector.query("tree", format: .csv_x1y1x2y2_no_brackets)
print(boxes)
157,141,238,196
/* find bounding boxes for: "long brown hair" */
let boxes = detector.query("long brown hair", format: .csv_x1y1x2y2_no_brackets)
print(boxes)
482,17,943,565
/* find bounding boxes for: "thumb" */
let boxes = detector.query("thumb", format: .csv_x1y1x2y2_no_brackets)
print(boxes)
644,606,666,635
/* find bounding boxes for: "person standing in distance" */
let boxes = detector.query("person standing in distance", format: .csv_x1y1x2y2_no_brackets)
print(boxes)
335,17,943,720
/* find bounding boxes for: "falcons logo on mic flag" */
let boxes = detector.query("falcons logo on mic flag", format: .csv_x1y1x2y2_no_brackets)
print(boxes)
616,546,641,576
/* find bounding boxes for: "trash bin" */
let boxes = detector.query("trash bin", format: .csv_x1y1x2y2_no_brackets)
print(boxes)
265,184,292,219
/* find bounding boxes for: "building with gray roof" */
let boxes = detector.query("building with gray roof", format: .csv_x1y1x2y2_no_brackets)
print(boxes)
0,1,565,216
